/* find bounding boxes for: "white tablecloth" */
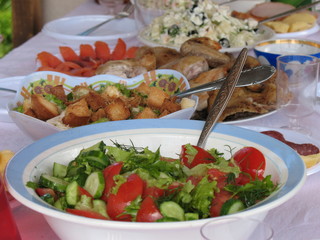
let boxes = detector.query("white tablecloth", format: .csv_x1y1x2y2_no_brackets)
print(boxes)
1,1,320,239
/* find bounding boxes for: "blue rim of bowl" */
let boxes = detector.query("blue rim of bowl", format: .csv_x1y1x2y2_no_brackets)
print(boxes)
5,119,306,227
254,39,320,55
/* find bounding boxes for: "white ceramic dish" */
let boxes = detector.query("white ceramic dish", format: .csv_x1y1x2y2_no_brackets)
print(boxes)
7,70,198,140
275,23,320,38
239,125,320,176
0,76,22,123
138,25,275,53
6,119,306,240
223,109,276,125
42,15,138,47
224,0,265,13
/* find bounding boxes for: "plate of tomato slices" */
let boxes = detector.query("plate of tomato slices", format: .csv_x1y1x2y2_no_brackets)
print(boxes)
36,38,139,77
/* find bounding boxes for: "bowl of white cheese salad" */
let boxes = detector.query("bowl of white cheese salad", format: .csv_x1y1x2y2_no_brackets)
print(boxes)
6,119,306,240
137,0,275,53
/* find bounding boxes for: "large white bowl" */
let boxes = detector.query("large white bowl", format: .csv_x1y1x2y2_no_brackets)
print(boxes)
42,15,139,48
7,70,198,140
6,119,306,240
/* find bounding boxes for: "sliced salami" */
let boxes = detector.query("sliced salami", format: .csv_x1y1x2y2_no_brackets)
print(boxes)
261,130,319,156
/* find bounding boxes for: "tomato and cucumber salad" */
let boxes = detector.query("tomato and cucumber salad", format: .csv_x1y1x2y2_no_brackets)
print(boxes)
26,141,278,222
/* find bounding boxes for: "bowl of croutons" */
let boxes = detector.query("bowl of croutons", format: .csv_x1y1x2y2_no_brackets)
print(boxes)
7,70,198,140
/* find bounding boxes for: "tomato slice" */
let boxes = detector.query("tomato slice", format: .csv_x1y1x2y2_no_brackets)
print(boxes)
78,186,93,198
233,147,266,180
181,144,215,168
66,208,108,220
207,168,228,189
107,173,144,221
100,162,123,202
210,190,232,217
35,188,57,200
142,186,165,199
136,196,163,222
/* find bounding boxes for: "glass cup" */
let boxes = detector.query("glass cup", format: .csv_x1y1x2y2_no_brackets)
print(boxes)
133,0,166,31
200,217,274,240
98,0,124,15
0,173,21,240
276,54,319,135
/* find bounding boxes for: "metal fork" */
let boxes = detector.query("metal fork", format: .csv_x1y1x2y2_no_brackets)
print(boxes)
78,3,134,36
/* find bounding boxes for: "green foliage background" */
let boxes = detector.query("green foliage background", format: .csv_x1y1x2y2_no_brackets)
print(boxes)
0,0,12,58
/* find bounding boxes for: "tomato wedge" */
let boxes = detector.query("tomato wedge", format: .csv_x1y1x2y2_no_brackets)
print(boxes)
180,144,215,168
107,173,144,221
35,188,57,200
100,162,123,202
66,208,108,220
210,190,232,217
233,147,266,180
136,196,163,222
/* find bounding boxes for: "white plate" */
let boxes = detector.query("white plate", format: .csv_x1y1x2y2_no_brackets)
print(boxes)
240,125,320,176
42,15,138,47
223,110,276,124
137,25,275,53
0,76,22,123
275,23,320,38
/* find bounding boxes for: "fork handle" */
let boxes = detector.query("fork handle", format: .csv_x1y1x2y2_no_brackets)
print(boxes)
78,17,117,36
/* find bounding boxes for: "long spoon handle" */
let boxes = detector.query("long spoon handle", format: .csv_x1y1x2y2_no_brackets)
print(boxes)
197,48,248,148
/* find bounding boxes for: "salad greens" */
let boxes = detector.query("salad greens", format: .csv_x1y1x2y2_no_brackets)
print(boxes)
27,141,278,222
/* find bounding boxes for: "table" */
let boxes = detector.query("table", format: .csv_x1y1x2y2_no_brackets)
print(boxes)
1,1,320,239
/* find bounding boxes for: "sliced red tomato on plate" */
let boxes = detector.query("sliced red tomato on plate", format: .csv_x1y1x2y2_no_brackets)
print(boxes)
66,208,108,220
233,147,266,180
100,162,123,202
107,173,144,221
180,144,215,168
136,196,163,222
111,38,126,60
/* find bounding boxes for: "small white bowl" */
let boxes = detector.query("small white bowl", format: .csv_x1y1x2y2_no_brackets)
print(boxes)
6,120,306,240
254,39,320,67
8,70,198,140
42,15,139,48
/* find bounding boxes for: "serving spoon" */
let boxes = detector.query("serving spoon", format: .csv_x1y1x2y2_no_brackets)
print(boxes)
175,65,275,98
197,48,248,148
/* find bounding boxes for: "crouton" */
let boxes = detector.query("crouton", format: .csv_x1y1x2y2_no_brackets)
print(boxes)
161,98,181,113
86,91,106,111
50,85,67,102
147,87,169,109
134,107,157,119
63,98,91,127
31,95,59,120
101,85,123,102
135,82,151,95
72,85,92,100
91,108,107,122
104,98,130,121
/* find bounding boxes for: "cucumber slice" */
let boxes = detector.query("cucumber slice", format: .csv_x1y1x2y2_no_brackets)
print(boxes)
39,174,69,192
53,162,67,178
159,201,185,221
84,171,105,198
66,181,80,206
93,199,108,218
185,212,199,221
220,199,245,216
